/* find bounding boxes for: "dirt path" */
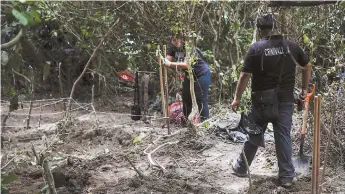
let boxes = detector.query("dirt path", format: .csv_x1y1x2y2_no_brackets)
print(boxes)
1,99,344,194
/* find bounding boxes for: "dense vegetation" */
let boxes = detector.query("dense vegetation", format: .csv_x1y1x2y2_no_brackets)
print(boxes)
1,1,345,108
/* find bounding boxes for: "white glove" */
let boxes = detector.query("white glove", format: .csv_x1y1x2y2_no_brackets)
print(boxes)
163,58,171,67
160,54,165,62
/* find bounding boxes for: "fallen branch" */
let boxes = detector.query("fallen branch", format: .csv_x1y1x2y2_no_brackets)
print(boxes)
32,144,42,166
67,18,120,111
1,148,17,170
147,141,179,172
143,129,184,170
124,155,147,180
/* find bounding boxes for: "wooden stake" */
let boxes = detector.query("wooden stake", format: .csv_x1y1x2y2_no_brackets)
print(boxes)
158,45,167,128
312,95,322,194
163,45,170,135
316,94,322,194
312,95,318,194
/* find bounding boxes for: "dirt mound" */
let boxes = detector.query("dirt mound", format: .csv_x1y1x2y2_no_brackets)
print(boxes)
90,172,226,194
247,176,313,194
2,101,345,194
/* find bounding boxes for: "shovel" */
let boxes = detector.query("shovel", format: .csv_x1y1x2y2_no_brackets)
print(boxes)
292,84,315,175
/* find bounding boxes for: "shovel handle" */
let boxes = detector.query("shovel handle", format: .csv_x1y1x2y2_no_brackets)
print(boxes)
305,84,316,103
300,103,309,135
300,84,315,135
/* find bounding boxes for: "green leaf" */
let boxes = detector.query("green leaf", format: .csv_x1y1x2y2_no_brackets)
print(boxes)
11,9,28,26
203,121,210,128
27,10,42,23
2,173,18,184
81,26,91,38
303,34,310,44
339,0,345,8
133,132,146,143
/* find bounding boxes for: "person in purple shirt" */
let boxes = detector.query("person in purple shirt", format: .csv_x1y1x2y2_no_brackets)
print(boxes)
160,31,211,122
231,14,311,187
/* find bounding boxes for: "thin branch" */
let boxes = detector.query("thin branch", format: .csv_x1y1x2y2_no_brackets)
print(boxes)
147,141,179,172
67,18,120,111
12,69,31,83
124,155,147,179
1,29,23,50
320,109,336,190
1,149,17,170
242,150,252,194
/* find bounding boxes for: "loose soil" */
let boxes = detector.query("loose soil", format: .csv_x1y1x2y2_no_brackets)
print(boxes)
1,95,344,194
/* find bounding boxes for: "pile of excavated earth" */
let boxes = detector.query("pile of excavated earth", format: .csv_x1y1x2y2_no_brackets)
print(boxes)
1,94,344,194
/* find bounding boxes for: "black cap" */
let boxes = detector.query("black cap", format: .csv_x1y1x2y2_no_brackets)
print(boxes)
256,13,277,30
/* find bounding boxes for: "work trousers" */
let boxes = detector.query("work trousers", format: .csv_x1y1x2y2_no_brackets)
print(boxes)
182,70,211,122
235,102,295,180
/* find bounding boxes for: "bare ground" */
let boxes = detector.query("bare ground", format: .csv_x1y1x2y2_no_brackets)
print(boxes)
1,96,345,194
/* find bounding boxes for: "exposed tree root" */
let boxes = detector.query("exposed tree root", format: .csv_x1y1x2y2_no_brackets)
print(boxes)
144,129,183,172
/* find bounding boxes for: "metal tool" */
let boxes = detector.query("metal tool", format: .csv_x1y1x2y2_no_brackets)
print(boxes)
292,84,315,174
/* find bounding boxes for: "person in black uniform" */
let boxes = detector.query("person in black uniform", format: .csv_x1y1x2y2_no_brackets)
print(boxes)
160,31,211,122
231,14,311,187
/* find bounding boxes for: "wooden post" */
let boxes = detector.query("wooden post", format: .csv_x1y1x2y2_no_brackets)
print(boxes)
163,45,170,134
316,94,322,194
158,45,167,126
312,95,318,194
312,95,321,194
